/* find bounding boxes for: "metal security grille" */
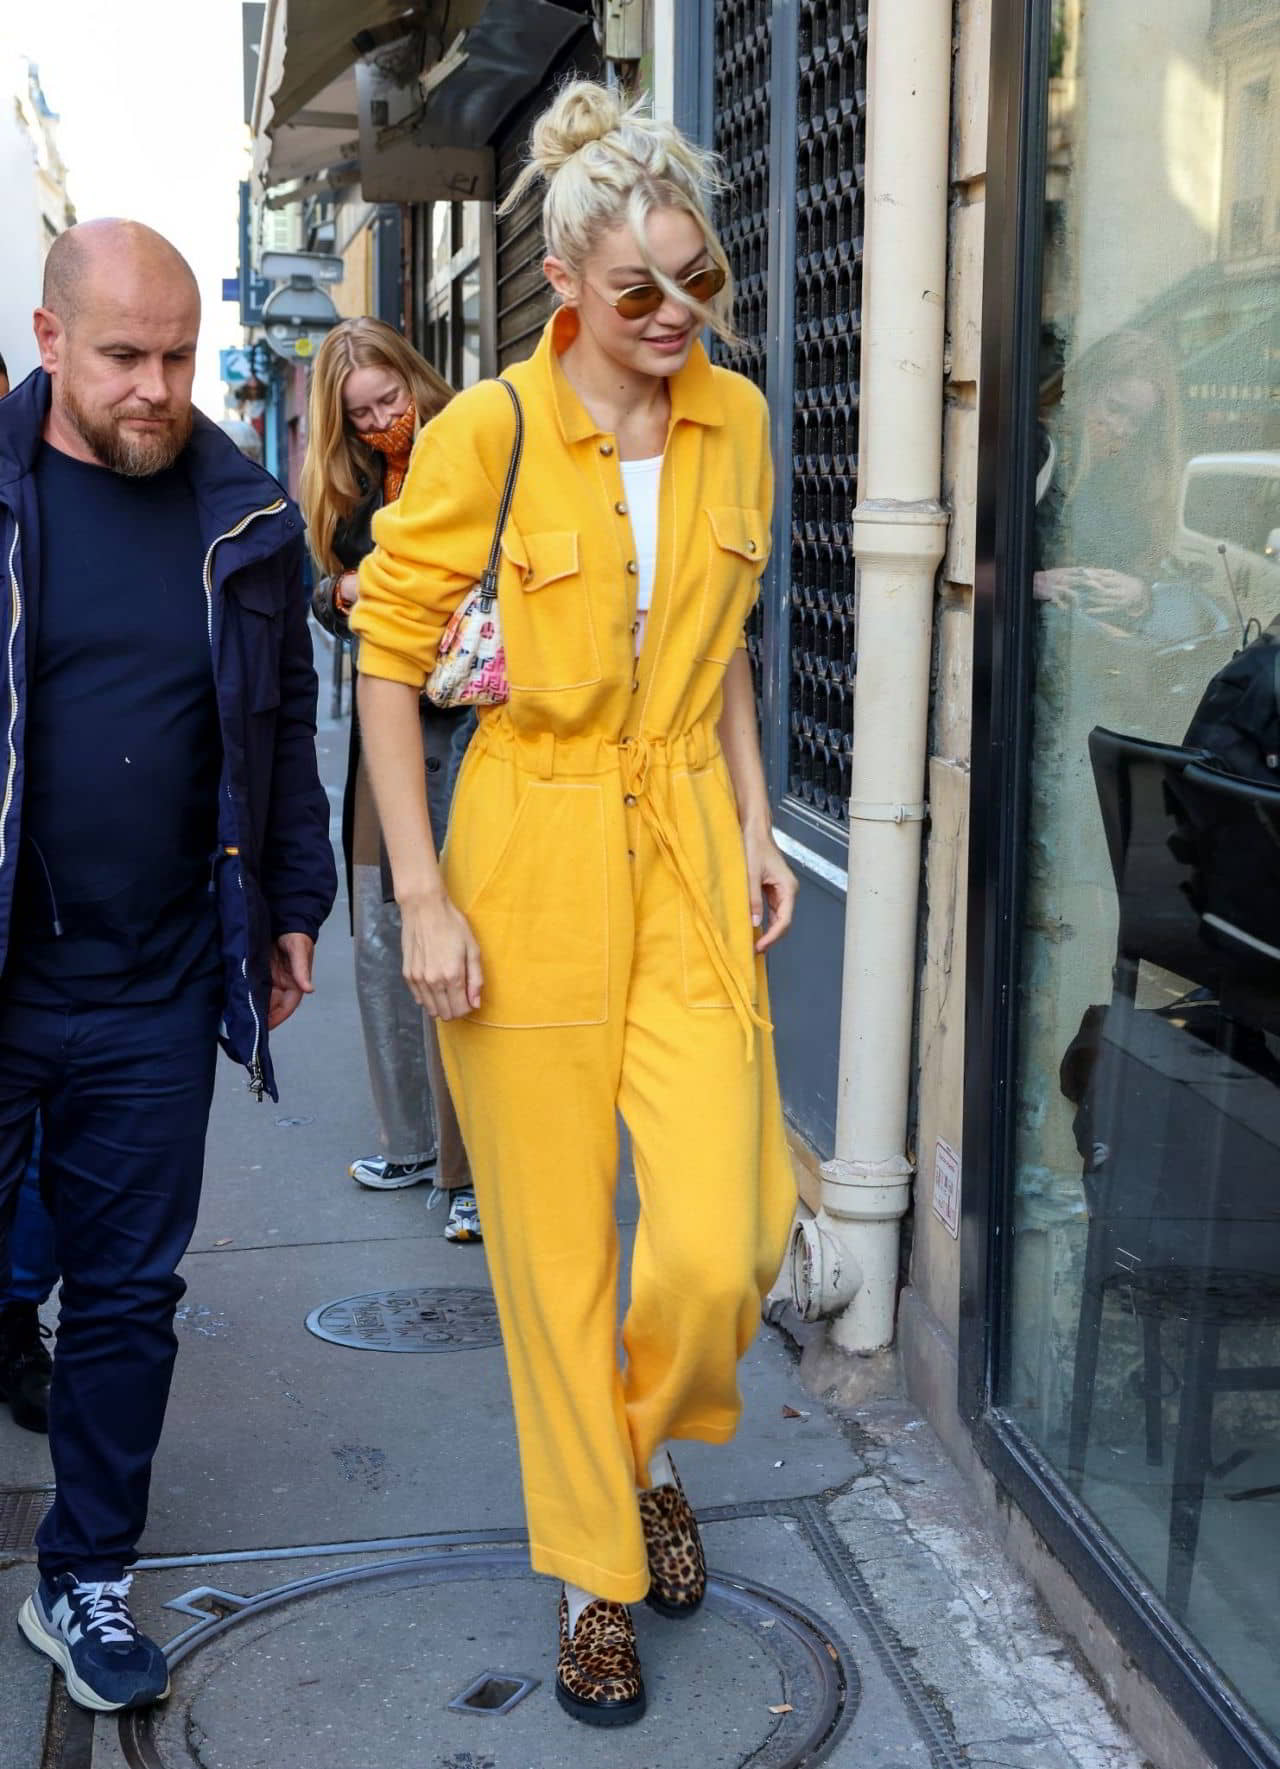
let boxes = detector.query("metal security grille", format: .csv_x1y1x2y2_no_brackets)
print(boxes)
711,0,772,705
494,119,553,370
493,18,601,370
788,0,865,827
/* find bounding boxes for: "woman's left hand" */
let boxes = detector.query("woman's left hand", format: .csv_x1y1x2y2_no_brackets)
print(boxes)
744,825,798,953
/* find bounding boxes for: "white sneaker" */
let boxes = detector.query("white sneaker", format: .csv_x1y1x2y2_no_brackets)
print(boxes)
442,1189,483,1243
348,1153,437,1190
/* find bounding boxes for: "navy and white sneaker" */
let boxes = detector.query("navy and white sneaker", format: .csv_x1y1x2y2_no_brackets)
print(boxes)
18,1573,170,1712
348,1152,437,1190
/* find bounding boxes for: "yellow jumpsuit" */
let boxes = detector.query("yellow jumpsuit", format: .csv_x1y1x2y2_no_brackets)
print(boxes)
353,308,797,1601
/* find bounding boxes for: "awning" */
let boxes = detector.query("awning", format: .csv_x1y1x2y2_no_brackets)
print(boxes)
251,0,452,188
355,0,592,203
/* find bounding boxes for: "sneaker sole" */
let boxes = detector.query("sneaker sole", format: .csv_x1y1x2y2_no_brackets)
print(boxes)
554,1678,646,1728
17,1598,170,1713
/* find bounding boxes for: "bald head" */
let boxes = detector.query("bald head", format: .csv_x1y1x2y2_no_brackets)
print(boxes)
35,219,202,477
42,219,199,331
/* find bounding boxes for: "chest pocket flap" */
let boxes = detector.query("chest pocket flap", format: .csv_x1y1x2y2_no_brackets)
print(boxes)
707,506,769,567
498,528,598,691
519,530,580,593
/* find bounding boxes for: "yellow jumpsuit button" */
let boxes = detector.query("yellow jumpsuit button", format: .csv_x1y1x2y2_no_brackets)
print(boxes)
631,680,640,693
600,441,614,456
624,793,638,807
747,539,758,553
626,560,638,575
615,501,627,515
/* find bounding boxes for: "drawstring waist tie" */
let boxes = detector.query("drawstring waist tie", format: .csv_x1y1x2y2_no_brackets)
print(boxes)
472,714,769,1056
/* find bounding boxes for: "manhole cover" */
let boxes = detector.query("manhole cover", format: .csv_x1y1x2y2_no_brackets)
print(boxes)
121,1550,857,1768
305,1286,501,1353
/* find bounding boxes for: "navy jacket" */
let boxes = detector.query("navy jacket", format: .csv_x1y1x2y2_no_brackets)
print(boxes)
0,370,337,1100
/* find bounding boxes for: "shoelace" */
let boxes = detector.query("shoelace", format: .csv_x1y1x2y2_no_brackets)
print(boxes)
73,1576,138,1647
18,1325,53,1369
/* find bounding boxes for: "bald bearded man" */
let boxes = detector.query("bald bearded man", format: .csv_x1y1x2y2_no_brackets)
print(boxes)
0,221,335,1712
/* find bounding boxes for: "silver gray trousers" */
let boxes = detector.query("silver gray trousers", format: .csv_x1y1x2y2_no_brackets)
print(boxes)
351,704,473,1183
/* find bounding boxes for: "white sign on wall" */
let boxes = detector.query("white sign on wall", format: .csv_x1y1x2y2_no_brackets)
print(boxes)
932,1139,961,1239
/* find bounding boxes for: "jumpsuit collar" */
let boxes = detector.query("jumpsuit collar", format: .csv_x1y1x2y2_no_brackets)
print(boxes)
533,307,726,446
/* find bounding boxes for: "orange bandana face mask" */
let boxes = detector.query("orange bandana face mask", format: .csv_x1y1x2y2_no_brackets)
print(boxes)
362,404,416,500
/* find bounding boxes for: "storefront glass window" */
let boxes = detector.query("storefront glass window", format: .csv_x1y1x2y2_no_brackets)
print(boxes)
1002,0,1280,1737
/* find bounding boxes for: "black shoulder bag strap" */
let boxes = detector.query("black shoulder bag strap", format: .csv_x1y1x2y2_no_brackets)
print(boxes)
479,379,525,598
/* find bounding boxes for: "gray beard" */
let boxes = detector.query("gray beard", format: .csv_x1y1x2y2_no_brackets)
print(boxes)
62,387,194,477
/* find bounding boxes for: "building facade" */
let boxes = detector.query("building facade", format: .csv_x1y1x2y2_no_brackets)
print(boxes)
0,59,75,384
247,3,1280,1761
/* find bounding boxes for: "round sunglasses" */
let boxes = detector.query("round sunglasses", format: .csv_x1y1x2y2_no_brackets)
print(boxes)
589,263,727,321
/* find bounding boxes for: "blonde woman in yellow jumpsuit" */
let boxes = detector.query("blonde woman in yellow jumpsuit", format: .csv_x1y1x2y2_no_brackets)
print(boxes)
352,82,799,1728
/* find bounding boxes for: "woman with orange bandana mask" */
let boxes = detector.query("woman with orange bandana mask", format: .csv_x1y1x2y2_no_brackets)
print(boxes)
301,319,481,1244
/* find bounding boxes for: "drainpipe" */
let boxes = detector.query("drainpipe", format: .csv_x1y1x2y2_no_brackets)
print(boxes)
789,0,951,1353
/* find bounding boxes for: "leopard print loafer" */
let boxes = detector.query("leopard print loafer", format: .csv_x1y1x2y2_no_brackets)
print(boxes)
555,1592,646,1727
638,1462,707,1619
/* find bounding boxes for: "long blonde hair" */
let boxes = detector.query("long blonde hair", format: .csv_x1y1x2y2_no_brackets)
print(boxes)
502,81,738,343
300,318,452,575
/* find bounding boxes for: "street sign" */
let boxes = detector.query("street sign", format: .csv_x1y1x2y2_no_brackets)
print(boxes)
261,281,339,362
260,250,344,285
238,182,269,326
220,347,254,385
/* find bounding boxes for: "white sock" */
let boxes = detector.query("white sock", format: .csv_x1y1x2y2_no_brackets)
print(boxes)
564,1581,600,1635
645,1445,676,1489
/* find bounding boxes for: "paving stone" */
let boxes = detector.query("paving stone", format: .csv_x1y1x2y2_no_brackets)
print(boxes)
0,1565,49,1769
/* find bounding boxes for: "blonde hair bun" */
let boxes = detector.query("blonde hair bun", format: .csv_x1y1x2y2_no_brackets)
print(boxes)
503,80,739,344
528,81,626,177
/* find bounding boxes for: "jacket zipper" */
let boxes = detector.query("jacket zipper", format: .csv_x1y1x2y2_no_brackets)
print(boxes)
203,499,287,1100
1,520,23,878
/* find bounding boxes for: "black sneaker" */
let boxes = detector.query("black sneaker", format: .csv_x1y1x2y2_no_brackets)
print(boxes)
0,1300,53,1433
19,1573,170,1712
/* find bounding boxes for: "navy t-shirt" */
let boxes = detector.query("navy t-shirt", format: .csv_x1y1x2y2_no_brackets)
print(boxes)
6,442,223,1002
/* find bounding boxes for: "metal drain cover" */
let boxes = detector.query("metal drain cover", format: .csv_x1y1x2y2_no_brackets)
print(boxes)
305,1286,501,1353
122,1549,857,1768
0,1486,53,1554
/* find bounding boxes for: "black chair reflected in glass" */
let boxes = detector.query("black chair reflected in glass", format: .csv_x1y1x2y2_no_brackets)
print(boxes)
1066,729,1280,1621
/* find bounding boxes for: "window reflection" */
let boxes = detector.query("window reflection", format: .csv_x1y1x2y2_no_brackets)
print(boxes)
1005,0,1280,1737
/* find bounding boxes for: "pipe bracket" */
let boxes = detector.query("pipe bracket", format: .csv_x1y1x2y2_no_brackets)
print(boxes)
847,800,926,824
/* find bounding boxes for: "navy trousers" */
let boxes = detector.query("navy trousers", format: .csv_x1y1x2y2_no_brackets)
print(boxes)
3,1121,58,1305
0,978,221,1579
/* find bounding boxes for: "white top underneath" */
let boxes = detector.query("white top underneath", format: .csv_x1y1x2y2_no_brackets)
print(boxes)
620,454,663,654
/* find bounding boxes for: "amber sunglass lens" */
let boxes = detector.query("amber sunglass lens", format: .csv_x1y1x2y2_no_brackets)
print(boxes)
614,284,663,320
682,266,726,301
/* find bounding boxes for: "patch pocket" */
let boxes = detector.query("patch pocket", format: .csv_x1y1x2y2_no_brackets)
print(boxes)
698,507,769,664
671,762,760,1010
457,780,608,1028
500,529,601,692
231,577,285,713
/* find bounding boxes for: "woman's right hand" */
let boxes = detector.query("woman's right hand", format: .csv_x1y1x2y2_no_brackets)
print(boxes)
338,570,360,609
399,890,484,1019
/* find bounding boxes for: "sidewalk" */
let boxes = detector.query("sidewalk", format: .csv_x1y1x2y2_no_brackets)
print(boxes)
0,697,1150,1769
